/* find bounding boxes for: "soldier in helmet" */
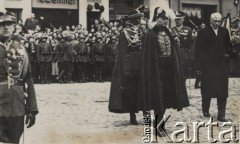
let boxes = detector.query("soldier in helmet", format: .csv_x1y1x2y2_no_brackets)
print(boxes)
61,34,75,83
85,40,93,81
55,36,66,83
91,34,106,82
36,36,53,84
106,35,118,79
74,34,90,83
26,36,39,83
171,11,193,79
0,10,38,143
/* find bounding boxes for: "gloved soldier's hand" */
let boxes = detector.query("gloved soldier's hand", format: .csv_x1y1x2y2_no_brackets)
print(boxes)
25,113,36,128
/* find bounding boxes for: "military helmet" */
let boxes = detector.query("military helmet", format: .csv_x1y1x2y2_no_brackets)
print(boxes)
111,35,117,41
79,34,85,40
96,34,102,40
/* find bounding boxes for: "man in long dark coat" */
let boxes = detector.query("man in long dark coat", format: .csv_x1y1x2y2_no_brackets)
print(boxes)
108,9,144,125
195,12,234,122
141,7,189,136
0,11,38,143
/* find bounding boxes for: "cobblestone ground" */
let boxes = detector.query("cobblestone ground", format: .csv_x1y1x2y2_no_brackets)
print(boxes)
20,78,240,144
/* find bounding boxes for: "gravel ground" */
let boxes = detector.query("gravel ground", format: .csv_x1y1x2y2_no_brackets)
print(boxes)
19,78,240,144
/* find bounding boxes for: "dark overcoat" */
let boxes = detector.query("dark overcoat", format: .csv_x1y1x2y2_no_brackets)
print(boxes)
195,26,232,99
140,26,189,112
108,28,143,113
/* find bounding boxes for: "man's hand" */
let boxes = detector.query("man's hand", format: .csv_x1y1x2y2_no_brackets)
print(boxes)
25,113,36,128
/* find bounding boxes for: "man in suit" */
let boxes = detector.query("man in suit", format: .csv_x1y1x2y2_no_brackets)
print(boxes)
24,13,39,32
195,12,234,122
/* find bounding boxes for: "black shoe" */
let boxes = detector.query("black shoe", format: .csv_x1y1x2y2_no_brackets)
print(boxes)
130,118,138,125
203,112,211,117
217,117,229,122
130,114,138,125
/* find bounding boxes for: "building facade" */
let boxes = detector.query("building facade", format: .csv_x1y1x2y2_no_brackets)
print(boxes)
0,0,240,29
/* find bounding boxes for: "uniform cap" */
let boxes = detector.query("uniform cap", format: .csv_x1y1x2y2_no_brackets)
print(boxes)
125,9,144,20
175,11,186,19
0,10,16,23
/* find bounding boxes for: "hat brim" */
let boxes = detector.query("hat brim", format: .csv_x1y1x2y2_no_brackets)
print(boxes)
175,16,185,19
127,13,144,20
0,15,16,23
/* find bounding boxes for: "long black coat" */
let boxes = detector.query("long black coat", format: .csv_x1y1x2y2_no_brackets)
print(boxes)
108,29,143,113
195,26,232,99
140,26,189,112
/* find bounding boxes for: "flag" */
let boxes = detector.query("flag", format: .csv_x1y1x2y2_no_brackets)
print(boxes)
223,12,232,39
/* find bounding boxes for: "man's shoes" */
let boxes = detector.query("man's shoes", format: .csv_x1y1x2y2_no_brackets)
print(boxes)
130,113,138,125
217,117,229,122
203,112,211,117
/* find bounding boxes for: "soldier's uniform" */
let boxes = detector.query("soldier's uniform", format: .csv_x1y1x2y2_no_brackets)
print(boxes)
171,11,193,78
0,11,38,143
231,28,240,76
74,35,90,83
36,37,52,84
91,35,106,82
106,36,118,79
55,38,65,83
85,40,93,81
61,34,75,83
26,37,39,83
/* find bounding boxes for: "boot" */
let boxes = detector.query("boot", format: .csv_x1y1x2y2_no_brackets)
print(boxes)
82,74,86,83
79,75,83,83
130,113,138,125
98,72,103,82
95,72,99,82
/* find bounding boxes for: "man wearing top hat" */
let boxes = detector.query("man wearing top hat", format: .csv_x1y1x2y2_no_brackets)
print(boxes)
108,9,144,125
0,10,38,143
141,7,189,136
171,11,193,79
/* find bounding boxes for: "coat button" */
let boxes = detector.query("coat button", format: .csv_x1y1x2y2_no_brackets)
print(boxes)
9,67,12,70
